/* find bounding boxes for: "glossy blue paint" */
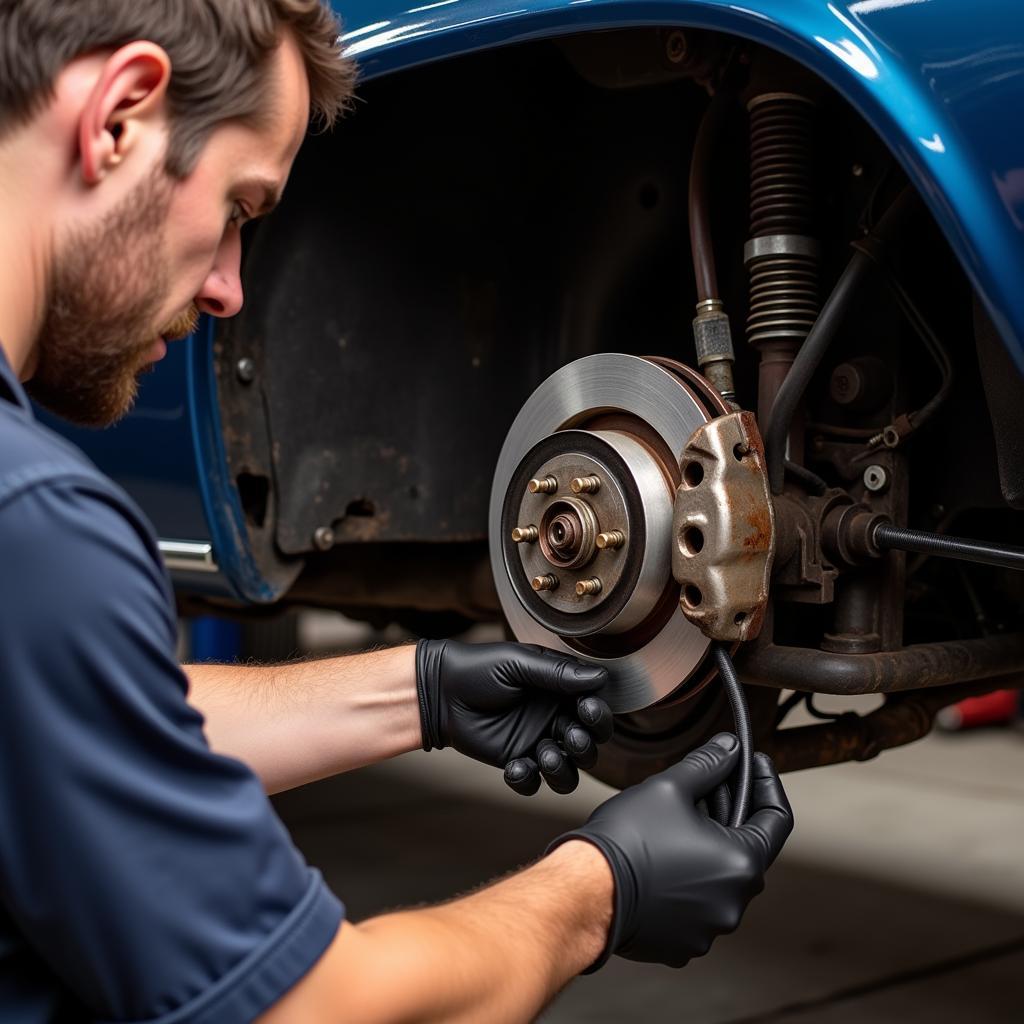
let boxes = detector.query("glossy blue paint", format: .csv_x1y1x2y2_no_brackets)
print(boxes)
334,0,1024,370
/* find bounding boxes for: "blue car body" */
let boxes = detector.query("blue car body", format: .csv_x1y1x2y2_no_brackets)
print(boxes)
65,0,1024,604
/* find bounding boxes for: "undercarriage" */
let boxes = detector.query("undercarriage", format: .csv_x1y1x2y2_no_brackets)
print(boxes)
214,27,1024,781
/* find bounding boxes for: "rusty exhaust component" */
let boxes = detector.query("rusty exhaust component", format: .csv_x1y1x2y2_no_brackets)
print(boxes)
737,631,1024,695
673,411,775,641
762,676,1024,773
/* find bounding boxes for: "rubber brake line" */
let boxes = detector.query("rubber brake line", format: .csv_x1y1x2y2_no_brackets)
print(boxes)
686,92,758,831
712,644,754,828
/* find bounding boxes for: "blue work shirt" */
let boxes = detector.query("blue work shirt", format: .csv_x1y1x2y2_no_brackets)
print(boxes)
0,348,343,1023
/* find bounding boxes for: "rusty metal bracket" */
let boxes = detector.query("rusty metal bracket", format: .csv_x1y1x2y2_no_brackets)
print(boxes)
673,411,776,641
761,675,1024,773
737,631,1024,695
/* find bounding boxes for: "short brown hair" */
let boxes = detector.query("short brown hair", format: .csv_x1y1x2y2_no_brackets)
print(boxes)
0,0,356,176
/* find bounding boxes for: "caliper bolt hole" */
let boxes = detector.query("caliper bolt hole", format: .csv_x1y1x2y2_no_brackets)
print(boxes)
683,462,704,488
683,584,703,608
681,525,705,556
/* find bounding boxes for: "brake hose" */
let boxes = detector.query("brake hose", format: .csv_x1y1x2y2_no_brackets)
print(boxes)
713,644,753,828
689,92,730,304
690,87,766,828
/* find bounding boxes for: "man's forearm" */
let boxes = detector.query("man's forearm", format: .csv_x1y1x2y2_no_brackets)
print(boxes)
185,645,421,793
259,840,615,1024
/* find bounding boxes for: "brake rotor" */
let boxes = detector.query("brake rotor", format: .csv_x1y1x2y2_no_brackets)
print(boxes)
489,353,726,712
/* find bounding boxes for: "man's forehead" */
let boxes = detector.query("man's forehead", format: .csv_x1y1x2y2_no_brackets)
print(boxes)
191,30,310,202
209,95,307,200
261,28,312,160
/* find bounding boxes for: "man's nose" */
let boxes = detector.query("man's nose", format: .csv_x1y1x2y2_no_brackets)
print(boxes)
195,269,244,319
196,239,245,319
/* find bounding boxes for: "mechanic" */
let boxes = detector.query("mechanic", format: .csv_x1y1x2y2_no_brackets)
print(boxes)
0,2,794,1022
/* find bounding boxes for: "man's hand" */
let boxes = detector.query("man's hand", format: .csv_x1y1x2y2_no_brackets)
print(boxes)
550,733,794,970
416,640,613,795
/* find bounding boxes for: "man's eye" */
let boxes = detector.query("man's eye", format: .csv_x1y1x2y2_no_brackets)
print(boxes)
229,202,249,228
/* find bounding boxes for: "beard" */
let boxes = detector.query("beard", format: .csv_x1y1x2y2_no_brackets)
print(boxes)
26,167,200,428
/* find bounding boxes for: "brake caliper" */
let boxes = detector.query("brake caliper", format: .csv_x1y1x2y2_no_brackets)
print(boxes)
673,411,775,642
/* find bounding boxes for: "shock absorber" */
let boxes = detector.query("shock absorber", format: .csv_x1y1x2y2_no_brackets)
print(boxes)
744,92,820,444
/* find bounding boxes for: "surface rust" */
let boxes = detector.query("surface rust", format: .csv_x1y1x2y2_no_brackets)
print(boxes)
672,411,776,641
763,675,1024,772
738,631,1024,694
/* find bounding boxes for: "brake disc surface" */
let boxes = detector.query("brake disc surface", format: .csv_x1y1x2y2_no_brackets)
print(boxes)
489,353,715,712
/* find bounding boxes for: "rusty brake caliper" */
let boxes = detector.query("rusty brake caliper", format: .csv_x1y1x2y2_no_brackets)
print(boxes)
672,411,776,643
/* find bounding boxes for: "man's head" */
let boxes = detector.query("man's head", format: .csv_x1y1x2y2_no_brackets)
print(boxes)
0,0,355,425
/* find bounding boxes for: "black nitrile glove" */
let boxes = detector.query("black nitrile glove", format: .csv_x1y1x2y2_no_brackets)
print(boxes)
549,734,793,971
416,640,613,795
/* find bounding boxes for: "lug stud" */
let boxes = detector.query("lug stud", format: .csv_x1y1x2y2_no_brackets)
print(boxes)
571,475,602,494
528,476,558,495
532,573,559,592
575,577,603,597
596,530,626,550
511,525,539,543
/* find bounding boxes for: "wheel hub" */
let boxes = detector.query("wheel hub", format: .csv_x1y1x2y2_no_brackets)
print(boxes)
490,353,724,712
502,429,670,637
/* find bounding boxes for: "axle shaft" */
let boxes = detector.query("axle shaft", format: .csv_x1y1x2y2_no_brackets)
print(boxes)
874,523,1024,572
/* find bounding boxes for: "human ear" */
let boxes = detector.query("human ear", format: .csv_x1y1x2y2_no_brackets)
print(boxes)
79,42,172,186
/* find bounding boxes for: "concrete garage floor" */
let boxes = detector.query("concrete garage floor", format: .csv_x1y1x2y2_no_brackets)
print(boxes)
268,616,1024,1019
274,721,1024,1022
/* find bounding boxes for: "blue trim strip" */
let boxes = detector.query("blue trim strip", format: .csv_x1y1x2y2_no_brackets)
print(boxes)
187,322,278,603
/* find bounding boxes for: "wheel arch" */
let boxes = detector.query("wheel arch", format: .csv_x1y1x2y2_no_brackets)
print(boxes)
338,0,1024,372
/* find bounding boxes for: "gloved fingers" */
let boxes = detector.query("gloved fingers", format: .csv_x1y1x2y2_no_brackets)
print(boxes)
552,712,576,741
504,757,542,796
552,712,600,769
671,733,741,799
562,723,598,770
738,752,794,868
576,695,614,743
537,737,580,794
512,646,610,696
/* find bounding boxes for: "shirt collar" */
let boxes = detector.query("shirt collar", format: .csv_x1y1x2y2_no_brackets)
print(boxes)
0,343,33,415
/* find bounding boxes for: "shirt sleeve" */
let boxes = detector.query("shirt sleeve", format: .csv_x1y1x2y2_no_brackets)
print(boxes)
0,476,343,1024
